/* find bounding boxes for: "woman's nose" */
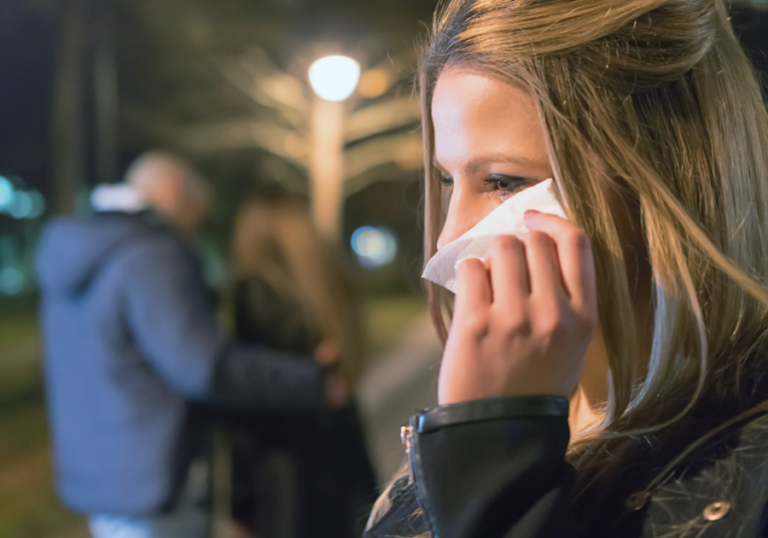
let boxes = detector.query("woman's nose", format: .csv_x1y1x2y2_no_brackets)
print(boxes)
436,187,487,250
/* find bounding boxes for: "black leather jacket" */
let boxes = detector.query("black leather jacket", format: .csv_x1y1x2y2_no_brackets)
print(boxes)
364,396,768,538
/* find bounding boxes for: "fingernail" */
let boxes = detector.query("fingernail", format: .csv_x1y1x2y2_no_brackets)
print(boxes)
524,209,540,217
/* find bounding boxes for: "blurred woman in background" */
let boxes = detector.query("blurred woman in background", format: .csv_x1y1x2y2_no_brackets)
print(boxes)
229,192,375,538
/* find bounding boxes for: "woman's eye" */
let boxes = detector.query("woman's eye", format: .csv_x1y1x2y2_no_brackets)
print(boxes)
440,176,454,187
483,174,529,196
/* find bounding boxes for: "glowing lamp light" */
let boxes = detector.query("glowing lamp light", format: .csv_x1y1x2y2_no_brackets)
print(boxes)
351,226,398,269
308,56,361,102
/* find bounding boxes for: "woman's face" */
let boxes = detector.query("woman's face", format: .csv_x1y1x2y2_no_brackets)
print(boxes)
432,67,612,419
432,67,555,249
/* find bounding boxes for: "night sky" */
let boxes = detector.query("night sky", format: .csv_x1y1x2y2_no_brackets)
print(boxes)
0,2,57,194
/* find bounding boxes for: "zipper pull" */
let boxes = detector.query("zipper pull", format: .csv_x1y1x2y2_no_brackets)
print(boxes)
401,425,415,484
400,425,413,452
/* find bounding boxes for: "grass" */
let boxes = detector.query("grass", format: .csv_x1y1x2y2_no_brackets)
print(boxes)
0,365,87,538
0,316,39,351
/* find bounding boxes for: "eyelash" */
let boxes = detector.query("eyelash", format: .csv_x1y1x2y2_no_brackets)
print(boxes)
440,174,530,196
482,174,529,195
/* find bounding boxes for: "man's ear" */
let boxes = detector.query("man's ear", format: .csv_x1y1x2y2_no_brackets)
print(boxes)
168,173,188,209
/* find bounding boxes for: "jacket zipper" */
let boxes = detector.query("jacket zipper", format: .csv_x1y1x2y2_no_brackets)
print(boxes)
400,425,415,485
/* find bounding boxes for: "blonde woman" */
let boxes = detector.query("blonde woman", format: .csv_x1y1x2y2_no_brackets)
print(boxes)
228,193,375,538
365,1,768,537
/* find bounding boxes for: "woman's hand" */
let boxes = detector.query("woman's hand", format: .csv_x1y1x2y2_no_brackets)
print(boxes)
315,340,352,408
438,211,598,405
324,369,352,408
314,340,341,366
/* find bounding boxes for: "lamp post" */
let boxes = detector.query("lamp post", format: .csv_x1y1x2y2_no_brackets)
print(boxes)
308,55,360,243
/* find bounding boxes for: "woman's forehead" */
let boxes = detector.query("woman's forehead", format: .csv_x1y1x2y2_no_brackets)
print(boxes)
431,68,550,173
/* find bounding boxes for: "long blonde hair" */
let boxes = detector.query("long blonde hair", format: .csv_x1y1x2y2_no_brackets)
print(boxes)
233,195,365,382
412,0,768,500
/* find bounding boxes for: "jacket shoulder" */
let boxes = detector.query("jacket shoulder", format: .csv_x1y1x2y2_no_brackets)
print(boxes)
644,411,768,538
113,230,193,271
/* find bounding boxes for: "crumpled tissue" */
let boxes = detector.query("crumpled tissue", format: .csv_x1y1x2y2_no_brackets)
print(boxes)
422,178,567,293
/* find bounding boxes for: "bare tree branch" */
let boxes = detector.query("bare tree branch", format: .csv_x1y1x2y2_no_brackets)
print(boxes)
346,96,420,143
172,120,309,170
344,132,422,190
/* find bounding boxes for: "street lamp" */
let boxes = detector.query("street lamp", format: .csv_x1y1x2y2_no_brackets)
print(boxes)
308,55,360,242
308,56,361,101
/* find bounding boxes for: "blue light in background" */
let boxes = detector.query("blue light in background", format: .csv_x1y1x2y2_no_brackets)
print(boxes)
0,175,46,219
0,176,13,210
28,191,46,219
351,226,398,269
0,266,24,295
9,191,33,219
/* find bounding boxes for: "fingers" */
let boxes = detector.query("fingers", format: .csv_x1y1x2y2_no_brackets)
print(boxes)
487,235,529,306
483,231,563,306
455,257,492,311
324,370,351,408
455,212,595,326
523,211,596,312
518,231,566,300
314,341,340,366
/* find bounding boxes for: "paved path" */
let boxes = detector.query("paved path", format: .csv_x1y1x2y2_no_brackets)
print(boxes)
356,312,443,483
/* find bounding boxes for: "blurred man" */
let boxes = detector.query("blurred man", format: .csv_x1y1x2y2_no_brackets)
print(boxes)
36,152,339,538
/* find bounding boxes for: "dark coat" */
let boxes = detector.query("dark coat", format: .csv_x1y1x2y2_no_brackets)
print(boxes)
365,396,768,538
229,276,377,538
35,212,325,516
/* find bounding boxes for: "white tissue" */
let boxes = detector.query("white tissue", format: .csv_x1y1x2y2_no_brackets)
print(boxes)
422,178,567,293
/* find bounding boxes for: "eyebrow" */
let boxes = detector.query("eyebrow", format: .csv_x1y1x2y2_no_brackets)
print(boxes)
432,153,548,176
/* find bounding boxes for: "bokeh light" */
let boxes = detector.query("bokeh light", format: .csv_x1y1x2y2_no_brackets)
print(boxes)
308,56,361,102
358,69,389,99
351,226,398,269
0,176,14,210
9,191,33,219
29,191,46,219
0,266,24,295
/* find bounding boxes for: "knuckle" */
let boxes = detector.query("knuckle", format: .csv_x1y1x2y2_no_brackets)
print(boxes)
458,258,482,275
463,312,490,335
457,260,485,285
538,308,570,337
536,311,558,335
555,315,577,337
568,230,591,251
492,234,521,254
527,231,553,247
578,308,599,333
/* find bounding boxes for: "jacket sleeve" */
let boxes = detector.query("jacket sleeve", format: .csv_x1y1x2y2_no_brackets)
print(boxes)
119,239,325,410
407,396,576,538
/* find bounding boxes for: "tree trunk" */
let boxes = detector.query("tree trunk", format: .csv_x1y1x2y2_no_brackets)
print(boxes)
51,0,87,215
93,3,118,186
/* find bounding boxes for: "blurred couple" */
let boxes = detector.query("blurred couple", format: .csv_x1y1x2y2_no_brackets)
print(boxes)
36,151,375,538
